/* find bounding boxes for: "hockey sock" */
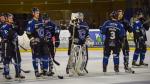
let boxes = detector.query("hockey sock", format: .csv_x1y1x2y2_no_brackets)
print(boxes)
113,54,119,65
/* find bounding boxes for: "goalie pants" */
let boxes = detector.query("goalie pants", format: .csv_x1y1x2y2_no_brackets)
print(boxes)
68,38,88,56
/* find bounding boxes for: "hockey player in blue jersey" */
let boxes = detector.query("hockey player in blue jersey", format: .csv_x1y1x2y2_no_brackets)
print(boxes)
26,8,49,77
42,13,60,76
132,11,149,67
1,13,25,79
101,11,125,73
66,12,89,76
117,10,134,73
0,13,6,70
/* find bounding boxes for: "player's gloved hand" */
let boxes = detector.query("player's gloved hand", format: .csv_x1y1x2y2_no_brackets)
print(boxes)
30,37,40,45
85,36,94,47
74,38,79,44
139,36,144,42
55,41,60,48
135,29,140,33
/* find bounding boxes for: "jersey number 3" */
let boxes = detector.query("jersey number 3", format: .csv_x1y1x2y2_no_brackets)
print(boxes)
110,31,115,39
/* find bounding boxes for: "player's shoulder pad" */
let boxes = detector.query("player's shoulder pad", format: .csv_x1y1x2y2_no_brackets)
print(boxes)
105,20,110,24
120,23,124,28
102,20,110,26
1,24,7,29
135,20,140,24
80,21,89,28
28,19,34,24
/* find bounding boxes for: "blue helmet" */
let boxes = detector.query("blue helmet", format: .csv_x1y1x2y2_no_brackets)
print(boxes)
110,11,118,19
32,7,40,13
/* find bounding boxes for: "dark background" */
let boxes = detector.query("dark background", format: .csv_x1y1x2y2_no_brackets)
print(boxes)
0,0,150,29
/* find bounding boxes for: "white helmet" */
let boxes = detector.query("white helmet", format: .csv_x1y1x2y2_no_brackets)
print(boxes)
71,12,84,20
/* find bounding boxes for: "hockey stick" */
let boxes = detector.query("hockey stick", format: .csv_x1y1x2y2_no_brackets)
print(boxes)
19,44,27,51
53,58,60,66
11,62,31,73
52,41,60,66
52,26,61,66
47,47,63,79
84,45,89,73
14,42,30,74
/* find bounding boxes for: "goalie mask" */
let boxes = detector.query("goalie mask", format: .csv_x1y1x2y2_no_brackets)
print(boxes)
71,12,84,22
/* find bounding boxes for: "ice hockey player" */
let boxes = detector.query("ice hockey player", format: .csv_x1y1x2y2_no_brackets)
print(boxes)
1,13,25,79
66,12,89,76
100,11,125,73
26,8,49,77
132,11,149,67
0,13,6,70
42,13,60,76
117,10,134,73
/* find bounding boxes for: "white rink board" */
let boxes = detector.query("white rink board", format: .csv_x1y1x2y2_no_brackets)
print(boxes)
18,29,150,49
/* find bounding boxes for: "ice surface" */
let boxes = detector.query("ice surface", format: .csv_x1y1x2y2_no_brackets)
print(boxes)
0,50,150,84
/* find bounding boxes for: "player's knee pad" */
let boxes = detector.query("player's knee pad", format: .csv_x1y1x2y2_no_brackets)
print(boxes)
104,51,110,57
123,49,129,56
124,55,129,64
134,48,140,54
3,57,11,64
141,50,146,55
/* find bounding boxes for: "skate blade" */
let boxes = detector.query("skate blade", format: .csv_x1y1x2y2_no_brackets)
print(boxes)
14,78,24,82
140,65,148,68
132,65,148,68
132,65,141,68
125,70,134,73
69,69,78,77
77,73,85,76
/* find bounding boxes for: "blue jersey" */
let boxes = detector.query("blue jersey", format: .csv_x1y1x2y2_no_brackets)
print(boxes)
0,24,18,42
77,21,89,40
101,20,125,42
26,19,44,39
44,20,56,42
69,20,89,45
132,20,147,41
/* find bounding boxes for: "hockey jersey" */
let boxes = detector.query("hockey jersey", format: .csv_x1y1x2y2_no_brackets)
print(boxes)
69,20,89,45
26,18,44,39
132,19,149,41
0,23,18,42
101,20,125,46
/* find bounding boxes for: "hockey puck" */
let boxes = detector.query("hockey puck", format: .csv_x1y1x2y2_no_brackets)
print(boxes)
132,71,135,74
58,76,64,79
